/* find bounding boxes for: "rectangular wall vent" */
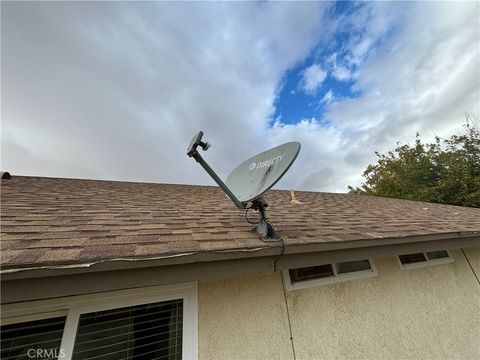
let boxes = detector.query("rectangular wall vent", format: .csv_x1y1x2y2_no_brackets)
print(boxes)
284,259,377,290
398,250,453,269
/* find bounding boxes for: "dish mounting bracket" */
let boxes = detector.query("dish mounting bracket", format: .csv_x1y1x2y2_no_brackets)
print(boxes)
250,197,279,241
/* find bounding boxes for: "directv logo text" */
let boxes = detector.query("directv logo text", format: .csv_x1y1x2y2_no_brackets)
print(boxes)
249,152,286,171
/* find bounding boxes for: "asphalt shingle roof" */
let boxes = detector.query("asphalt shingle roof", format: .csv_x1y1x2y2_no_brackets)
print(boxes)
1,176,479,270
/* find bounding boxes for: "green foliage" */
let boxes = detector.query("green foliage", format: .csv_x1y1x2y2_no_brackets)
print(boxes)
348,119,480,208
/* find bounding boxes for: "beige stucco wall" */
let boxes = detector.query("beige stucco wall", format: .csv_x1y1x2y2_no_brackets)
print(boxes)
463,246,480,280
198,248,480,360
198,272,294,360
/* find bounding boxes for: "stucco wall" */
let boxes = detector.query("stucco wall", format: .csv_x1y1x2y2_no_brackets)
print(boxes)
198,272,294,360
463,246,480,281
198,248,480,360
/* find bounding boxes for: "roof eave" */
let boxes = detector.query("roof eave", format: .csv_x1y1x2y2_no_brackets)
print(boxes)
2,230,479,281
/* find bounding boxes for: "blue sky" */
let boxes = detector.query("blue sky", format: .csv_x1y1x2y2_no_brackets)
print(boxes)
274,1,396,126
2,1,479,192
273,48,360,126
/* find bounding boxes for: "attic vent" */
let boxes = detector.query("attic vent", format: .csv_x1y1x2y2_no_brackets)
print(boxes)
289,264,334,282
398,250,453,269
1,172,11,179
284,258,377,290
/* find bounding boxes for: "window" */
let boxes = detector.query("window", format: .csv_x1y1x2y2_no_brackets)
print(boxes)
72,299,183,360
1,316,67,360
1,282,198,360
398,250,453,269
284,259,377,290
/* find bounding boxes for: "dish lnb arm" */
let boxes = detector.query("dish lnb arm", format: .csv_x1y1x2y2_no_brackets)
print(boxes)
187,131,245,209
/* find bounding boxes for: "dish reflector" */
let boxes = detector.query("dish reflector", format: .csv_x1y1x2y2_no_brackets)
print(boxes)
226,142,301,203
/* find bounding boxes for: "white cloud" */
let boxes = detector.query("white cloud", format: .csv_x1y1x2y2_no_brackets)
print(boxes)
331,65,352,81
2,1,330,183
2,1,479,195
299,63,327,95
347,36,374,66
321,1,479,188
321,90,335,104
270,1,479,192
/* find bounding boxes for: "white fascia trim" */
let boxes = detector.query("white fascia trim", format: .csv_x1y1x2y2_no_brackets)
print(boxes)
283,259,378,291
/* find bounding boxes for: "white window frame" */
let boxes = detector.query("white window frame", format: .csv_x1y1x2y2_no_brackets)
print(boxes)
397,250,454,270
1,281,198,360
283,258,377,291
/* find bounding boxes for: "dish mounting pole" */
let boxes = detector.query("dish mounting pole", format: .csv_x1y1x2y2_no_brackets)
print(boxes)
187,132,245,210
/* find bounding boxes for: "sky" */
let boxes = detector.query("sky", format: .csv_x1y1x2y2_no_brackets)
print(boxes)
2,1,479,193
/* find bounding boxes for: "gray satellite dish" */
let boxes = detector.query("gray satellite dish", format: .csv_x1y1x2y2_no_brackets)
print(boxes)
187,131,301,241
226,142,301,203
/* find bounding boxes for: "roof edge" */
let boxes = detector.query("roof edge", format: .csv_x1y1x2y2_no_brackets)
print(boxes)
2,236,480,304
2,231,479,281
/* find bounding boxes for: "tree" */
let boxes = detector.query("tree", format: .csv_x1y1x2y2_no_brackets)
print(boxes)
348,118,480,208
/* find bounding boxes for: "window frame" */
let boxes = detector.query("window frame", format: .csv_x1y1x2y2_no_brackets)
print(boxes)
1,282,198,360
1,314,69,360
397,250,454,270
283,258,377,291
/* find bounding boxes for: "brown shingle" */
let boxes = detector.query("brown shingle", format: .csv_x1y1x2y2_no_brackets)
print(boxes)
1,175,479,269
134,244,169,256
1,249,23,263
38,249,83,262
28,238,88,248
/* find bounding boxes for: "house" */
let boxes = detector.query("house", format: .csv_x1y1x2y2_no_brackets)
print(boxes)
1,174,479,360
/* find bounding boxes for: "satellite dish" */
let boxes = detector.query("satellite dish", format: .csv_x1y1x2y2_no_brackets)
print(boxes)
226,142,301,203
187,131,301,241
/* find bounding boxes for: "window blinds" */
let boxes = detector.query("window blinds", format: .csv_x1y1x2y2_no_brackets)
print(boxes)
1,316,67,360
71,299,183,360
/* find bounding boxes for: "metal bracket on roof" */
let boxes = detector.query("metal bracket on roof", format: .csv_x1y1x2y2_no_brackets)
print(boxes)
250,197,279,241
